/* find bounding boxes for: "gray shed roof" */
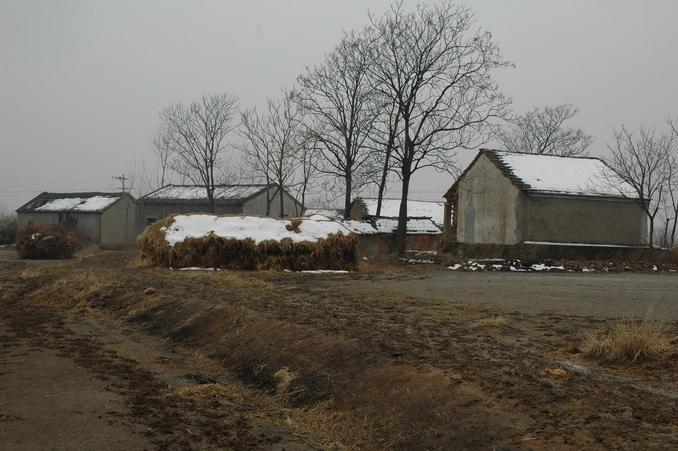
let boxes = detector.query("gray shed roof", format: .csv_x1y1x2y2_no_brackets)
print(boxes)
141,184,270,203
16,192,128,214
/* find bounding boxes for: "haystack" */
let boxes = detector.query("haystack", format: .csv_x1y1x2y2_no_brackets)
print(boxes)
139,214,357,271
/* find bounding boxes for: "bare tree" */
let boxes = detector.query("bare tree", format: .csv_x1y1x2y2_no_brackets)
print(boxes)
369,1,511,252
368,95,401,217
151,125,174,188
159,93,239,213
296,31,380,218
605,125,675,248
666,118,678,247
499,104,593,156
239,91,301,217
292,132,319,215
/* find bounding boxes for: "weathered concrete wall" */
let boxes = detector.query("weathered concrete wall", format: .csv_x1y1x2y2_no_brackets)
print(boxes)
100,196,137,247
456,154,525,244
357,233,441,256
17,212,102,243
525,195,648,246
243,189,303,217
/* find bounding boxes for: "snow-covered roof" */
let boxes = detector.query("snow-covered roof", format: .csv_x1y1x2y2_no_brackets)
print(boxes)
482,150,639,199
305,213,441,235
304,208,344,220
142,184,269,202
373,217,442,234
17,192,126,213
161,214,349,245
360,198,446,226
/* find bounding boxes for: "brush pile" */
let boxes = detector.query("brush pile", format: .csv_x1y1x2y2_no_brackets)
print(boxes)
16,224,79,259
139,214,358,271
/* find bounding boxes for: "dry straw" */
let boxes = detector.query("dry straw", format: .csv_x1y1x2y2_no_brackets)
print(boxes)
138,215,358,271
582,315,676,363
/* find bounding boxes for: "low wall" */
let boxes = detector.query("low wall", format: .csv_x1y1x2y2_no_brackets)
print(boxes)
357,233,441,256
442,242,677,263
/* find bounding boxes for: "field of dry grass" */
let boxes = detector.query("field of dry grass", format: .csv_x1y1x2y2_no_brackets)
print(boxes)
1,250,677,449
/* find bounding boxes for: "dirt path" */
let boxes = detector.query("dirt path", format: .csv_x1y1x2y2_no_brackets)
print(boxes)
0,275,312,450
351,270,678,318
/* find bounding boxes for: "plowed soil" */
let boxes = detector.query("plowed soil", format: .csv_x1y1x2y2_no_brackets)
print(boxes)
0,250,676,450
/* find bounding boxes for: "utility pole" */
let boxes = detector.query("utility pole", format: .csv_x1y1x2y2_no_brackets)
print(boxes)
112,174,128,193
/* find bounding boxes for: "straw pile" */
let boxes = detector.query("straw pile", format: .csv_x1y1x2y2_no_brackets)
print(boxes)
139,215,358,271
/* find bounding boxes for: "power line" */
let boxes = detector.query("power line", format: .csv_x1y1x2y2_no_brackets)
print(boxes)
112,174,129,192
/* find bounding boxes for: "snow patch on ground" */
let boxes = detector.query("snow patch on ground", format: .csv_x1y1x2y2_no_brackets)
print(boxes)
299,270,350,274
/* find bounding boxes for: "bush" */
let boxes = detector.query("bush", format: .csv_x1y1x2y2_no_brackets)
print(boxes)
16,224,80,259
0,215,17,245
582,317,675,363
139,216,358,271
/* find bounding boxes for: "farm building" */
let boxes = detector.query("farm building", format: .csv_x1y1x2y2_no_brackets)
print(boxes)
349,197,446,228
444,149,648,246
138,184,304,228
338,198,446,253
16,192,137,247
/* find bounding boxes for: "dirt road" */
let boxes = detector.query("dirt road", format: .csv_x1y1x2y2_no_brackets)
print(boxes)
1,252,677,449
353,270,678,318
0,265,312,450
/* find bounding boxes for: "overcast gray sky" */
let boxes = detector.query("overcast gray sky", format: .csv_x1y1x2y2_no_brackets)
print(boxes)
2,0,677,211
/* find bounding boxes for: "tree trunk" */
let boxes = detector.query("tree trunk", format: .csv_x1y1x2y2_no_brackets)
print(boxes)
649,215,655,249
279,183,284,218
343,173,352,220
207,185,216,214
376,141,392,217
300,184,307,216
670,211,678,248
393,161,411,255
265,187,271,217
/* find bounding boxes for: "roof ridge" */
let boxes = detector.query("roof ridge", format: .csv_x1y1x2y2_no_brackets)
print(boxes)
480,148,604,162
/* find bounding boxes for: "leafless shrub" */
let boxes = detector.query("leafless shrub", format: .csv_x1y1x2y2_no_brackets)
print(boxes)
0,214,17,245
16,224,79,259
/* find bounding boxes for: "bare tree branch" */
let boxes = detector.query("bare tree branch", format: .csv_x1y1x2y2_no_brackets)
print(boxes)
159,93,239,212
238,90,301,217
604,124,675,248
499,104,593,156
296,30,380,218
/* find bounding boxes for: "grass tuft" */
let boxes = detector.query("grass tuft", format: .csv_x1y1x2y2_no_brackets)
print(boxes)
471,316,509,329
582,317,675,363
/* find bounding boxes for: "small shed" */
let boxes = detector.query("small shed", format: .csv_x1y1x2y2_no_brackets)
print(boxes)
343,198,445,254
349,197,446,228
138,184,304,228
444,149,648,246
16,192,137,247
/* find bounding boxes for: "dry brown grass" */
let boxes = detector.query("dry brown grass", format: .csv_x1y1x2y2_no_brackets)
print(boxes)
173,383,237,400
273,367,298,395
285,218,303,232
138,215,358,271
471,316,509,329
582,317,676,363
